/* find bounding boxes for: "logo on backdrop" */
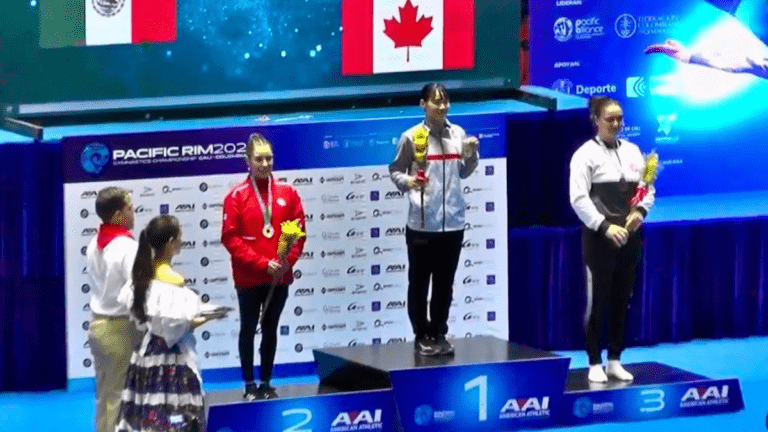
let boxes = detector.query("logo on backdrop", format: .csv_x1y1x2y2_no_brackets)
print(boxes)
626,76,647,98
656,113,679,144
552,80,617,96
80,143,111,176
552,79,574,94
615,14,637,38
554,17,573,42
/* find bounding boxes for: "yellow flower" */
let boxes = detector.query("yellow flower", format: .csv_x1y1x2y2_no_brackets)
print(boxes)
280,219,305,238
642,151,660,184
277,219,306,258
412,126,429,162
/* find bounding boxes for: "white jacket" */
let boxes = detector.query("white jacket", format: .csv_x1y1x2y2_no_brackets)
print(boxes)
389,120,479,232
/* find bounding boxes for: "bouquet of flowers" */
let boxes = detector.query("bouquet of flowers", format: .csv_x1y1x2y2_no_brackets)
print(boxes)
412,126,429,163
630,150,661,207
277,218,306,261
259,218,305,326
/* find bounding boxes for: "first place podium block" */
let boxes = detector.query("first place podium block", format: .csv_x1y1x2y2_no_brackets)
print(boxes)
314,335,571,432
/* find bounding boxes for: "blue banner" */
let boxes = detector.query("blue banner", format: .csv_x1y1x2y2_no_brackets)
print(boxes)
530,0,768,197
62,113,507,183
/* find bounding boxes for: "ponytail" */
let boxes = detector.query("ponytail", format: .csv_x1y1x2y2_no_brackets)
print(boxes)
131,229,152,323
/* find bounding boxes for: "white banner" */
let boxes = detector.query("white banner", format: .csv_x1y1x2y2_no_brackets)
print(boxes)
65,162,508,378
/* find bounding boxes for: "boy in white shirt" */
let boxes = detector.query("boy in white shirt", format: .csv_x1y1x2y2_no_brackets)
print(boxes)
85,187,142,432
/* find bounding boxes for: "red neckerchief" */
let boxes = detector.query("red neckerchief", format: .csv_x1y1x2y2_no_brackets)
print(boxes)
96,223,133,251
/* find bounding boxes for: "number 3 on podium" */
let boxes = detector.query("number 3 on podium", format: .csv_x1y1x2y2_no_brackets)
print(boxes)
464,375,488,421
640,389,665,413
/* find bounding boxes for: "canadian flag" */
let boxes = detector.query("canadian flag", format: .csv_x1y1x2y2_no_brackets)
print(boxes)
342,0,475,75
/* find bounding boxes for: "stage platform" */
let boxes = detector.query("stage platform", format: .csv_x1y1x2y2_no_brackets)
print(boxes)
314,335,560,391
205,336,743,432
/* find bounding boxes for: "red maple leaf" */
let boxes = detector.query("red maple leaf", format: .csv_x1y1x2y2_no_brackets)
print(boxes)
383,0,433,62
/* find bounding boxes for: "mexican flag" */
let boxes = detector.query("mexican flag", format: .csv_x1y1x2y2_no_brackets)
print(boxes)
40,0,177,48
342,0,475,75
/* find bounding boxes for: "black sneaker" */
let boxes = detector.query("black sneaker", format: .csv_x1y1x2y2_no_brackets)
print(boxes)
243,382,259,401
414,335,439,356
433,335,454,355
257,383,278,399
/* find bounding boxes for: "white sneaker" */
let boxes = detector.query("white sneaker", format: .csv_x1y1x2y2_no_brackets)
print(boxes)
588,364,608,383
606,360,634,381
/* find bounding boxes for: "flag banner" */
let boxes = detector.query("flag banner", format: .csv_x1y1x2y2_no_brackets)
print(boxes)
342,0,475,75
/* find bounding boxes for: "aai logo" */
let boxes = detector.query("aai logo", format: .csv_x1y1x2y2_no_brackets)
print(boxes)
500,397,551,419
680,386,729,407
331,409,382,429
293,177,313,186
295,325,315,334
294,288,314,297
80,143,111,176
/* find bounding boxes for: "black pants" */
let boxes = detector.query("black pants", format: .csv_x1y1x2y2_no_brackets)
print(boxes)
236,285,288,383
582,228,642,365
405,227,464,338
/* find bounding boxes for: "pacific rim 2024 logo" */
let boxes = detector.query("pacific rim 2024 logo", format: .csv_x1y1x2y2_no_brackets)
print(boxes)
80,143,111,176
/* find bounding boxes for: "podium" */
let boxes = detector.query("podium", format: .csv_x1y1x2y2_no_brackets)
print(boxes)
205,336,743,432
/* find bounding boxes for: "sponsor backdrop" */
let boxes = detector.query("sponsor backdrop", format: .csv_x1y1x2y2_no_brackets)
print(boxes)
63,114,509,379
530,0,768,197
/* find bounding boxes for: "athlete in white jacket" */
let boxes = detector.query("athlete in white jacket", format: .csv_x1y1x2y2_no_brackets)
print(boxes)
570,96,655,383
390,83,479,356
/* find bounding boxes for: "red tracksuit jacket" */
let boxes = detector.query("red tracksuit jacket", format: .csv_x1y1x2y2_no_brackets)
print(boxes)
221,175,306,288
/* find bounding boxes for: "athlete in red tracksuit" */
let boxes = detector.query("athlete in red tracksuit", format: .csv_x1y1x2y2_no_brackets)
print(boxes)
222,133,306,400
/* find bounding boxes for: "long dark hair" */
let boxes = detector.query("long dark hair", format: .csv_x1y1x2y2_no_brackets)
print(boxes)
131,215,181,322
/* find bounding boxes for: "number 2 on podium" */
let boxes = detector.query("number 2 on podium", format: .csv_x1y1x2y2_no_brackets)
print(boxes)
464,375,488,421
283,408,312,432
